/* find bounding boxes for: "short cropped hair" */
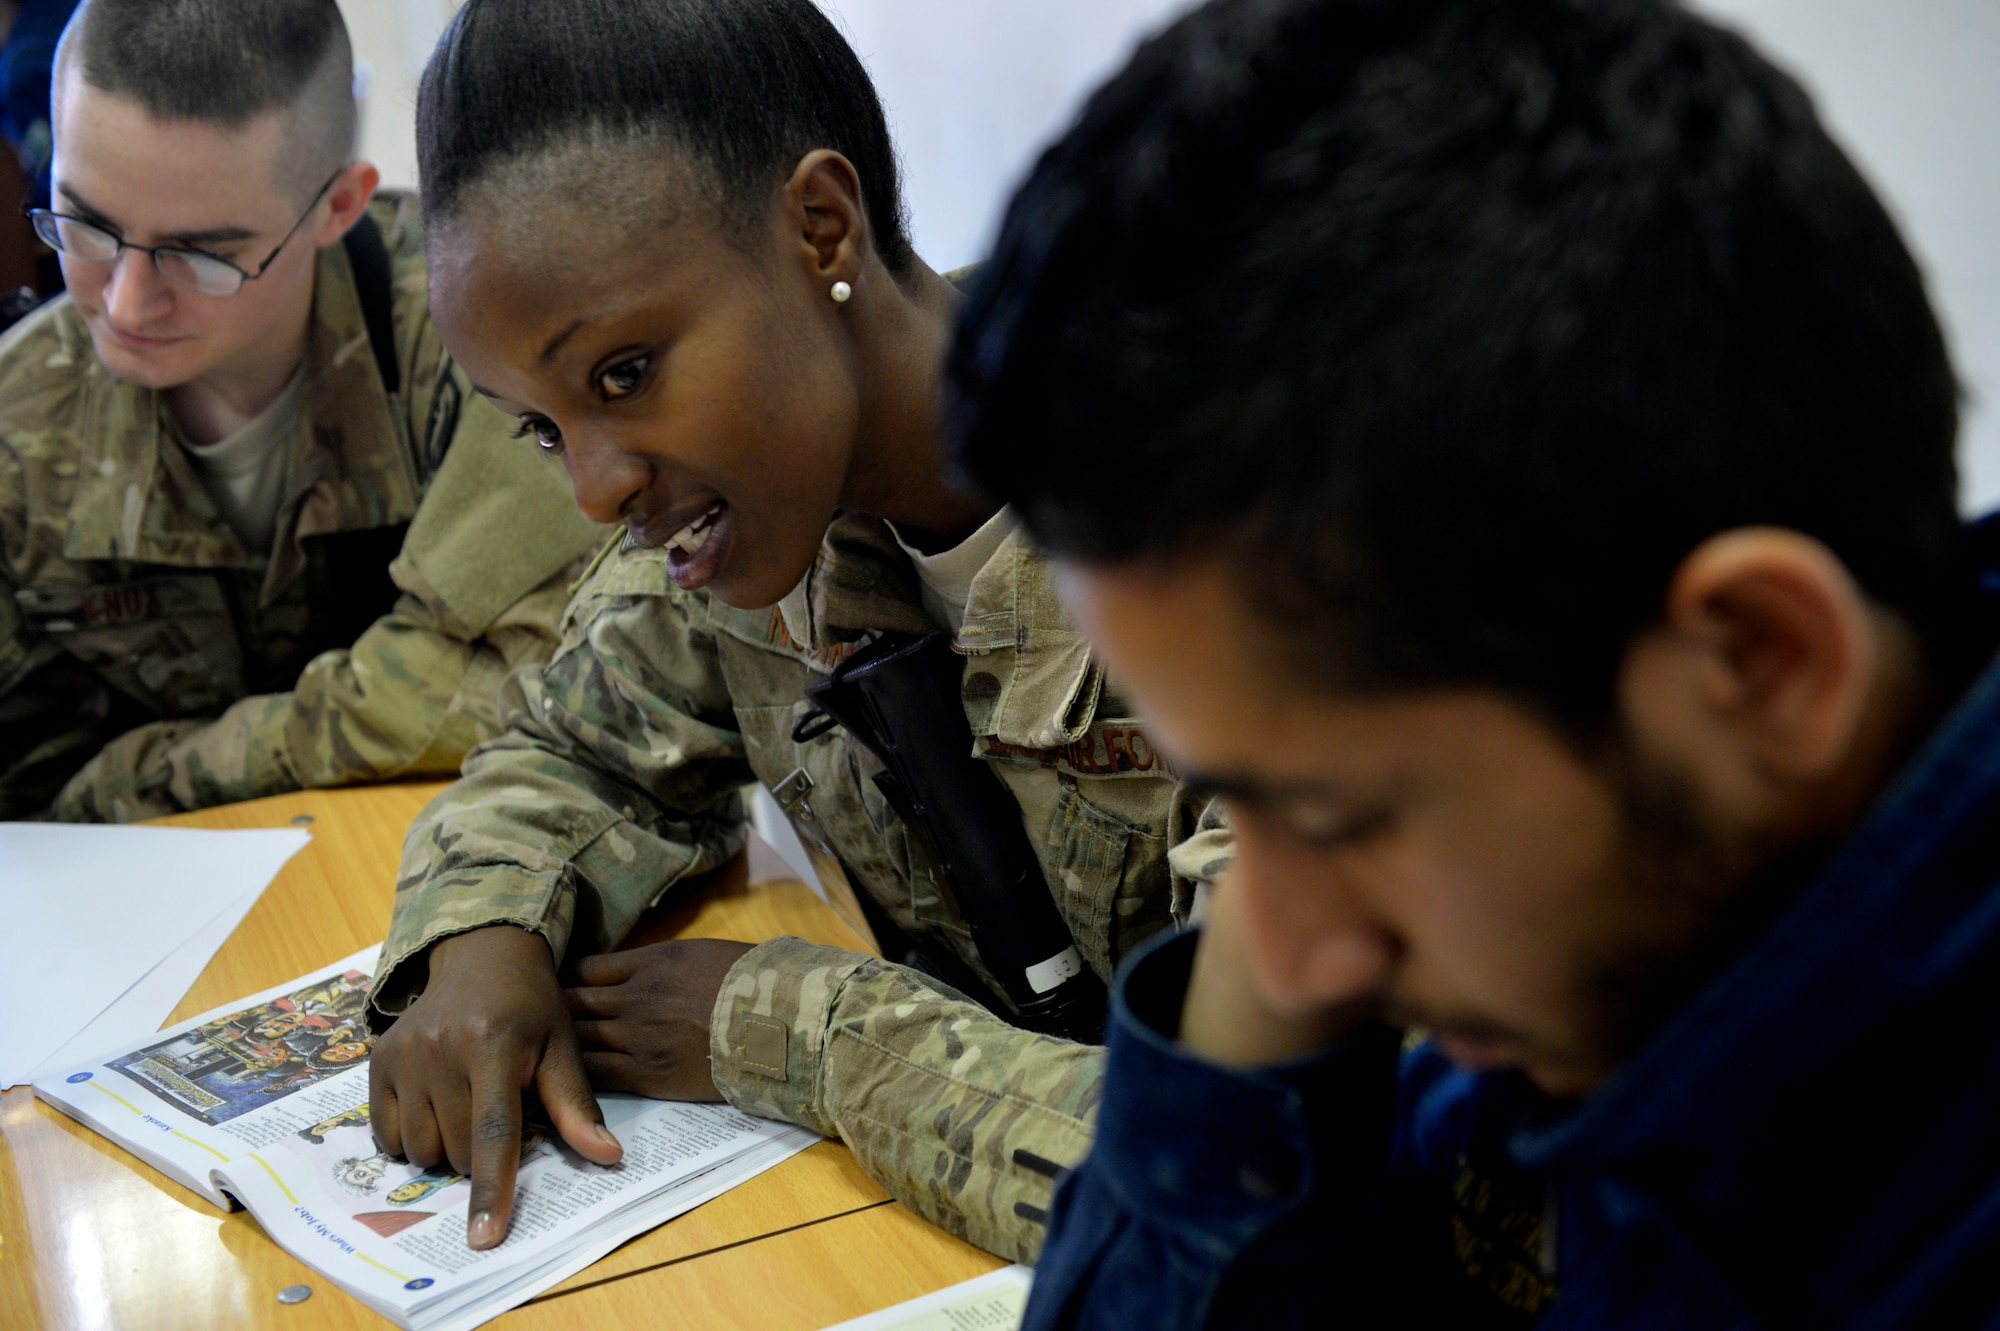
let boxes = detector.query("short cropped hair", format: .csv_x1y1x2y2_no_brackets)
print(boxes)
417,0,916,276
59,0,356,199
947,0,1967,731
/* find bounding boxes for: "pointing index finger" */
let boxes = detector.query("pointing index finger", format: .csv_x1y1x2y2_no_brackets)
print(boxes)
462,1066,524,1250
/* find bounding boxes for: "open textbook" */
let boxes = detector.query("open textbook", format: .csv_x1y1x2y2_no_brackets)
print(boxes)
33,946,817,1331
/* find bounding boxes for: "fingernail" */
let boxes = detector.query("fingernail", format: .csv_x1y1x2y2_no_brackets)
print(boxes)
593,1124,621,1152
468,1212,498,1247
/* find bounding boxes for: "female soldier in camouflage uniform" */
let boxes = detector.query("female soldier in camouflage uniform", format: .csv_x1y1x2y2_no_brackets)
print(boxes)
368,0,1225,1260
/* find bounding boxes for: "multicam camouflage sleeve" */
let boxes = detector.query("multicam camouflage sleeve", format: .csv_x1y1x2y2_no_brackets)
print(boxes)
48,570,581,822
368,548,753,1021
711,936,1103,1263
48,373,607,823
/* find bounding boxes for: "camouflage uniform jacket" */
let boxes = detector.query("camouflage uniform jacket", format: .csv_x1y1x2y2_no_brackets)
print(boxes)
377,513,1232,1261
0,192,608,820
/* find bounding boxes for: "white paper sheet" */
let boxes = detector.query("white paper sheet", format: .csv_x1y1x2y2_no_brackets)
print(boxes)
23,874,270,1083
746,784,827,894
0,825,309,1088
819,1265,1033,1331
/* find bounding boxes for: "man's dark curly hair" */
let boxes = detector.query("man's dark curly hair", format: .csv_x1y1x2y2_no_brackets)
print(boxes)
947,0,1967,730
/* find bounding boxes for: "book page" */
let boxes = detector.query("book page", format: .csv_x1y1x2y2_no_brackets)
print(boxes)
33,948,389,1203
36,946,815,1327
206,1081,809,1319
104,964,376,1142
821,1266,1034,1331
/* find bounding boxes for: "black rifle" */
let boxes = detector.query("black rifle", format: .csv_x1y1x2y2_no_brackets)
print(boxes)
795,631,1105,1043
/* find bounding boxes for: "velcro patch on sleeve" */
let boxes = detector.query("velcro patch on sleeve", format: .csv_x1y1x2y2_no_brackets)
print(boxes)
741,1014,789,1080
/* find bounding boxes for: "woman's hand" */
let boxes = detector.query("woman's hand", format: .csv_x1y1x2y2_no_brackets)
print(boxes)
563,939,757,1100
369,925,623,1250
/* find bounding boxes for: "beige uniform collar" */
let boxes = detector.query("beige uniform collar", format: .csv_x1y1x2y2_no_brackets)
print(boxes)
774,511,933,650
776,510,1101,750
62,240,416,600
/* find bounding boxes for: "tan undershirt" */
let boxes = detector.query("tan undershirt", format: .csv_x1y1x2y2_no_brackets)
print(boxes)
887,506,1022,634
175,368,307,556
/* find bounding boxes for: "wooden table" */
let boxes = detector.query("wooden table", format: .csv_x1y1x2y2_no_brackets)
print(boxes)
0,782,1003,1329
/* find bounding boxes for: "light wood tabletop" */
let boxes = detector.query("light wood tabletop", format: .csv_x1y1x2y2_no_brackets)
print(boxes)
0,781,1003,1330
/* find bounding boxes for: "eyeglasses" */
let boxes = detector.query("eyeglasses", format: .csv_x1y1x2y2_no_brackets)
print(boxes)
24,168,343,297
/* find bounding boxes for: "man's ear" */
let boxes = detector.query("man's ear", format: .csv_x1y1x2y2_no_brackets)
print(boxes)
314,159,381,248
784,148,868,291
1623,528,1877,789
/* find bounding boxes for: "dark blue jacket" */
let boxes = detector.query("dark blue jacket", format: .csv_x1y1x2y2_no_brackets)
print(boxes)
1025,573,2000,1328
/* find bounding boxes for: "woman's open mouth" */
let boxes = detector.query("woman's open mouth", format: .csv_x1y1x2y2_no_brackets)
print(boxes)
659,499,731,590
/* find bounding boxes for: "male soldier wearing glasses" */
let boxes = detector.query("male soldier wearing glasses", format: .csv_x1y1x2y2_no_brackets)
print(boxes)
0,0,606,821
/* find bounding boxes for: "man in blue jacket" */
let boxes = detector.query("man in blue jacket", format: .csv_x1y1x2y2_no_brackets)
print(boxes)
945,0,2000,1325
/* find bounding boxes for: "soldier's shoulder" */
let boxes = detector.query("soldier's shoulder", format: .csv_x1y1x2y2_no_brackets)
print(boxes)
369,190,427,273
0,297,97,463
365,190,435,335
1009,522,1058,577
560,536,715,639
571,535,678,604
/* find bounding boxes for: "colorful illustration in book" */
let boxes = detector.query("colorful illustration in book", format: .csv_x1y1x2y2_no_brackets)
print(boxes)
387,1165,463,1207
354,1210,436,1239
298,1104,371,1144
108,970,376,1125
332,1152,395,1196
318,1130,549,1212
375,1130,550,1209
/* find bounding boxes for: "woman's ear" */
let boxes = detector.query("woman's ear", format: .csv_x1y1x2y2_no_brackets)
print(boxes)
1622,528,1878,793
784,148,868,286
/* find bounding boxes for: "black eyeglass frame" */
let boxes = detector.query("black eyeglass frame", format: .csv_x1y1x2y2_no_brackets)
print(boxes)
21,167,346,297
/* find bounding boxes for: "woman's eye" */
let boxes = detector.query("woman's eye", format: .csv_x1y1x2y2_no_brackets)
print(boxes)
597,357,649,400
511,417,564,453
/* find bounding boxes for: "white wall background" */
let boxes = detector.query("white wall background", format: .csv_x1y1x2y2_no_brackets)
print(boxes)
338,0,2000,514
333,0,1190,263
1694,0,2000,516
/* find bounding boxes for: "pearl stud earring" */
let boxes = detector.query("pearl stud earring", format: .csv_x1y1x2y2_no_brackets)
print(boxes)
831,280,853,303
